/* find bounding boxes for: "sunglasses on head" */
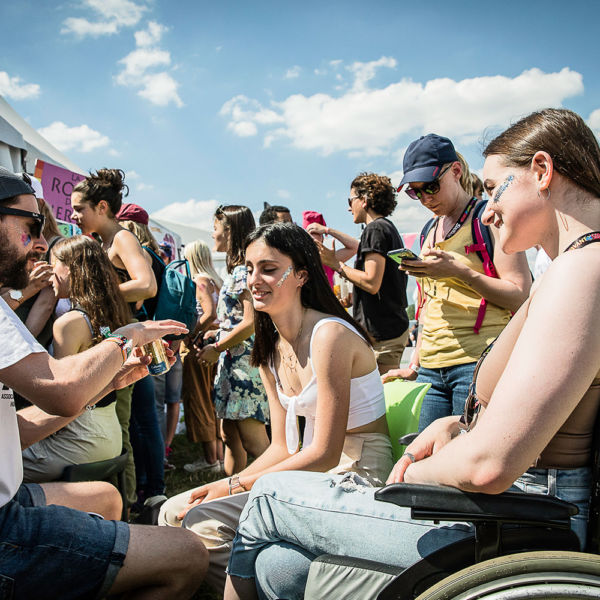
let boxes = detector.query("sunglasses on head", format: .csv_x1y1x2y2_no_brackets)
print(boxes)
399,164,453,200
0,206,46,238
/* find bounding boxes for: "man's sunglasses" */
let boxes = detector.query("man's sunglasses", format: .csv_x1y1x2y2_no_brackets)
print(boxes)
399,164,452,200
0,206,46,238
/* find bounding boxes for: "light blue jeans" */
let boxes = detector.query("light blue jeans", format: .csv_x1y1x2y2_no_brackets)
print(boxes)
228,467,591,600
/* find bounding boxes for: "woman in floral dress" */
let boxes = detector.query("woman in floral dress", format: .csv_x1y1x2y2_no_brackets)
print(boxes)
196,205,269,475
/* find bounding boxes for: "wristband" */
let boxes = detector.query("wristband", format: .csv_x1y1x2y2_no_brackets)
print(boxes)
104,335,133,364
214,340,221,352
409,362,420,373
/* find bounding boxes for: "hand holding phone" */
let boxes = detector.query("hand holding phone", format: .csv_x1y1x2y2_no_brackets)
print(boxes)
387,248,419,265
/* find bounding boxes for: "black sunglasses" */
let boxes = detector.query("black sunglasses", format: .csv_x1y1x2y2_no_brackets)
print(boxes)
0,206,46,238
401,164,453,200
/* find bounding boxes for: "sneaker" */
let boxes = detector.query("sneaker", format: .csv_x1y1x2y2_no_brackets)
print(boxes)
164,457,176,471
183,458,220,473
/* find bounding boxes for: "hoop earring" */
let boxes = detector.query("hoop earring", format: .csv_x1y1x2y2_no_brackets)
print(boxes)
537,188,551,202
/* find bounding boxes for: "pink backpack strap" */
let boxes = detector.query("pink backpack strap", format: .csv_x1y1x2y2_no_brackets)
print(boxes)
465,217,498,334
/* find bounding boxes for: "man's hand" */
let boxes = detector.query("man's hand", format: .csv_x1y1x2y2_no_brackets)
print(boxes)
114,319,188,347
111,345,175,390
29,261,53,291
306,223,327,237
399,249,463,280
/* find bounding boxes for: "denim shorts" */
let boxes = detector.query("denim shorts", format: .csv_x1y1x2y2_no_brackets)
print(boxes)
0,483,130,600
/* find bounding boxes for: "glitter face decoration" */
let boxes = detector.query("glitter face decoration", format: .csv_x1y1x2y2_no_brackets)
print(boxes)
276,265,293,287
492,175,514,204
21,232,32,246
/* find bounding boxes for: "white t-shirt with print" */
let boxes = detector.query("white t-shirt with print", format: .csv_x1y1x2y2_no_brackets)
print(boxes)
0,297,46,507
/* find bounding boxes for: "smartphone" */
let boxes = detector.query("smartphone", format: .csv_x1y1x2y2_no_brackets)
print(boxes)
193,332,216,348
387,248,419,264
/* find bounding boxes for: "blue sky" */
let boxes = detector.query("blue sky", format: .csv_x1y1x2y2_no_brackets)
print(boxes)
1,0,599,242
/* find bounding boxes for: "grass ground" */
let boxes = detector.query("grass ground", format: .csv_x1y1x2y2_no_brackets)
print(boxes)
164,433,223,600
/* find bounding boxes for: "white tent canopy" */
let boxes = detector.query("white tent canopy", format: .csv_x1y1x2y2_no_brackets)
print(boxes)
0,95,84,174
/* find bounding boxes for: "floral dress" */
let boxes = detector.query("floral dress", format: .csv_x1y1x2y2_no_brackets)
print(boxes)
213,265,269,423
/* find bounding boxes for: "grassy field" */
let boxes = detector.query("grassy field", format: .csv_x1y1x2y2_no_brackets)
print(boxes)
163,434,224,600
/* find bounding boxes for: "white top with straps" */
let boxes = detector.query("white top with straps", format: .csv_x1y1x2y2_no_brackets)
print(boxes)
269,317,386,454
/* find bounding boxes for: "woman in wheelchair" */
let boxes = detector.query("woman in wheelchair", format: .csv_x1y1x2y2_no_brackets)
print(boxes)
223,108,600,600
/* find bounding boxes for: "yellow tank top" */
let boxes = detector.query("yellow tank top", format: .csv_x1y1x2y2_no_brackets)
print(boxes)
418,214,511,369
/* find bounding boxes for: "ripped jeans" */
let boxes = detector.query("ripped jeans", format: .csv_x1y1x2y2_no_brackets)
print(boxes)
227,471,473,600
228,468,592,600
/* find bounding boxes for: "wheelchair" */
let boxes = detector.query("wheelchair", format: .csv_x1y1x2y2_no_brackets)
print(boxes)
305,422,600,599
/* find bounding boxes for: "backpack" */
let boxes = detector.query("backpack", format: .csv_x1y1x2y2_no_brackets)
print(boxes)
144,248,197,341
418,199,497,334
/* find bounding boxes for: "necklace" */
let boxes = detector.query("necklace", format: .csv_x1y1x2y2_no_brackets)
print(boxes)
564,231,600,252
278,308,307,371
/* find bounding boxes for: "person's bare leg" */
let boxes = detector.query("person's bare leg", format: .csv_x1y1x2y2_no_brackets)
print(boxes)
222,419,247,475
41,481,121,520
202,439,218,465
165,402,180,448
109,525,208,599
237,418,270,459
224,574,258,600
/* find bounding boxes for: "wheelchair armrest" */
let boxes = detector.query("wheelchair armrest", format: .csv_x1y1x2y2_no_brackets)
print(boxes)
398,432,418,446
375,483,578,528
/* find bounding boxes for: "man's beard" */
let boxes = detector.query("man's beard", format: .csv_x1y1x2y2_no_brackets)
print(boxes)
0,228,43,289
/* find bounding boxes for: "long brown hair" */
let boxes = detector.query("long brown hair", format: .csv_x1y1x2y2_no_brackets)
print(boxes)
215,205,256,273
52,235,132,342
484,108,600,199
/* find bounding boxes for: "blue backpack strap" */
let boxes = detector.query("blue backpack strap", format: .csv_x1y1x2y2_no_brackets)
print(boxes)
419,217,436,249
167,259,192,279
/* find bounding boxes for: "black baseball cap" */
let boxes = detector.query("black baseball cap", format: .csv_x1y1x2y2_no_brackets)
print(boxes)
0,167,35,202
399,134,458,186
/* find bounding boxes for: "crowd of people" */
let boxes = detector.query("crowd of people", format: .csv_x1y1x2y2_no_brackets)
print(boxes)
0,106,599,599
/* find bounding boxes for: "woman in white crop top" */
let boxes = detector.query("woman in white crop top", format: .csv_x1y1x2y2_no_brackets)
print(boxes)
158,223,393,593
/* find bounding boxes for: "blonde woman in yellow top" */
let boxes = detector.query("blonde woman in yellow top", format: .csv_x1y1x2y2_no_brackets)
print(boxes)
384,135,531,430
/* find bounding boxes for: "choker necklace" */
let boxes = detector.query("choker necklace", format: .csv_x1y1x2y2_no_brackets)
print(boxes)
279,308,307,371
564,231,600,252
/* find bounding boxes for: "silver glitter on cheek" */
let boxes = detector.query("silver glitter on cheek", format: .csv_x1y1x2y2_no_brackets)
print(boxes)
492,175,514,203
276,265,293,287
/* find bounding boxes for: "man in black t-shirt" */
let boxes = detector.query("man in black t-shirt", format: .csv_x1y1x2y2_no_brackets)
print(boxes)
314,173,409,373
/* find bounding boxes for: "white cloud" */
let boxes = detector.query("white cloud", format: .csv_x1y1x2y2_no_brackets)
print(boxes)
314,68,327,76
276,189,291,199
285,66,301,79
126,170,141,179
62,0,146,37
588,108,600,136
220,95,283,138
329,59,342,68
0,71,40,100
220,66,584,157
229,121,258,137
38,121,110,153
134,21,167,47
136,182,154,191
347,56,396,92
151,198,220,228
115,21,183,108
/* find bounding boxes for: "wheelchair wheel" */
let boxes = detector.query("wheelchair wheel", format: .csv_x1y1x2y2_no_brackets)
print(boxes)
415,551,600,599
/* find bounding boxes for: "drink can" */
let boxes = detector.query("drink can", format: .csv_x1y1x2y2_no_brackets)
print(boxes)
142,340,171,376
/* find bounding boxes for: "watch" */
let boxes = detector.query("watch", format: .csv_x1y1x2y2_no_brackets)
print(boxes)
228,475,246,495
8,290,23,304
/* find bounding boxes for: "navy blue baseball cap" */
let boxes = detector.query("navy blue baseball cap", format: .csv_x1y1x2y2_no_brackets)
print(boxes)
399,134,458,186
0,167,35,202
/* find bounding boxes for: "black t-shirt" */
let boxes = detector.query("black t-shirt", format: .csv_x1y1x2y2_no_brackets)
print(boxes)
352,218,409,341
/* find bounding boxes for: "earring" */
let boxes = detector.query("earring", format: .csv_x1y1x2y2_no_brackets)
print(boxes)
537,188,551,202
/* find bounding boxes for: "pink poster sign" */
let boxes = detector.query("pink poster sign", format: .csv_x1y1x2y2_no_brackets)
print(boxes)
34,159,85,222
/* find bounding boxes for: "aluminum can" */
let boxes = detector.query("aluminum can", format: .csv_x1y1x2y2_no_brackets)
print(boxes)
142,339,171,376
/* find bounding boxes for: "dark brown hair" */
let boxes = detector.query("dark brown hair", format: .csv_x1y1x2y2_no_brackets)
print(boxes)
215,205,256,273
73,168,129,216
484,108,600,198
52,235,131,343
350,172,397,216
245,223,372,367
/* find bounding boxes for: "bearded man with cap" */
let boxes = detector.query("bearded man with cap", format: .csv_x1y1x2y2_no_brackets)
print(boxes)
383,135,531,430
0,167,207,598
